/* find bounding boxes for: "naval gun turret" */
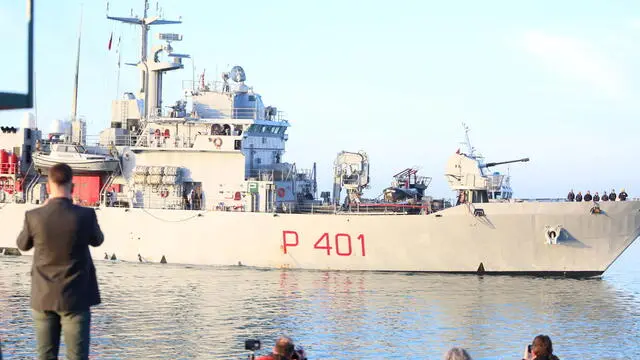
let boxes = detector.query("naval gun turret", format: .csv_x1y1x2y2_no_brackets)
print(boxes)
445,152,529,204
482,158,529,170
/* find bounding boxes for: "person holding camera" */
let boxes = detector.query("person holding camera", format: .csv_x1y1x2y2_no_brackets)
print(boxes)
444,347,472,360
255,337,306,360
522,335,559,360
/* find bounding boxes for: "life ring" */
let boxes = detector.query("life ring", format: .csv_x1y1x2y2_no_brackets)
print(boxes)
213,137,223,149
3,178,14,195
160,188,169,198
277,188,285,198
0,178,14,194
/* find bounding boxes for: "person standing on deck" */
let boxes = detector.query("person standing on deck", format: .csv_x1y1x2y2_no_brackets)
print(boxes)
16,163,104,360
619,188,628,201
566,190,575,202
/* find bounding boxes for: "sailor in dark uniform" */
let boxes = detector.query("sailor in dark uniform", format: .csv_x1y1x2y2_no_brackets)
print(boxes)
609,189,617,201
567,189,575,202
601,192,609,201
593,192,600,202
583,191,592,202
619,188,628,201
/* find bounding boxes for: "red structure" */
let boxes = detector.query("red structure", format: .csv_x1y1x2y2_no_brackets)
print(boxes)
0,149,18,174
0,149,8,174
72,175,102,205
45,175,103,206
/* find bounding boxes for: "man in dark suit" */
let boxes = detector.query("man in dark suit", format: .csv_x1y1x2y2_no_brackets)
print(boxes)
16,163,104,360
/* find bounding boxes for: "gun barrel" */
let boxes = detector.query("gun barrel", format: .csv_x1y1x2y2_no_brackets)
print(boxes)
483,158,530,168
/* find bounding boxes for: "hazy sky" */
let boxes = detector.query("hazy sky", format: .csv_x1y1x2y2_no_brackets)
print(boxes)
1,0,639,199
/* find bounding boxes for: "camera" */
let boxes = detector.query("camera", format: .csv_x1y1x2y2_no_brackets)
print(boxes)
292,345,307,360
245,339,261,351
527,344,532,353
243,339,307,360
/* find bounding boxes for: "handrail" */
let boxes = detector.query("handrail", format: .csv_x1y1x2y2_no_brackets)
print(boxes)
149,105,288,122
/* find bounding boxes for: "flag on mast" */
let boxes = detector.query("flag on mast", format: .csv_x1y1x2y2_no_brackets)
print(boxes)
108,32,113,50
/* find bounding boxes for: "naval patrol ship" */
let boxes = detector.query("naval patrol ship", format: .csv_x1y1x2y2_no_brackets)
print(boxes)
1,1,639,277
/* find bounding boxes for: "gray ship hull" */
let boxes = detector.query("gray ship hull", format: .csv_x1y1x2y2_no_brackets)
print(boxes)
2,201,639,277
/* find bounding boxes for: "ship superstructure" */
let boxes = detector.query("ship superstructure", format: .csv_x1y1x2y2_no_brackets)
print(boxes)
1,1,639,277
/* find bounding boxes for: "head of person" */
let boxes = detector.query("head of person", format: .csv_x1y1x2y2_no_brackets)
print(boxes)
621,188,625,193
48,163,74,198
531,335,553,358
444,347,472,360
272,336,295,360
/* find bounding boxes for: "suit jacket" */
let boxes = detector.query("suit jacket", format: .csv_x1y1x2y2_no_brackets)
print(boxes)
16,197,104,311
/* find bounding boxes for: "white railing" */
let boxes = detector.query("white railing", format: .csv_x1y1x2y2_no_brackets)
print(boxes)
148,105,287,123
84,131,243,150
84,135,137,147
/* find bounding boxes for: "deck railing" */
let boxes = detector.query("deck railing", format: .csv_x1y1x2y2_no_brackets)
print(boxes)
148,105,288,123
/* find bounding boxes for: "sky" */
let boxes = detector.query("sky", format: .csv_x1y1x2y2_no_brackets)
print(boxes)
1,0,639,199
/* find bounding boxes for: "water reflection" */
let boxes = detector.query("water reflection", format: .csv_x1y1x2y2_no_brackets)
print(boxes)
1,256,639,359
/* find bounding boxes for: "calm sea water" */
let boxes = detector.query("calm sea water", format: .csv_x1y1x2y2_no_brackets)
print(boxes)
1,242,639,360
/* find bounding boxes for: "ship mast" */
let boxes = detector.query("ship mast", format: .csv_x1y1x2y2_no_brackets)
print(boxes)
106,0,182,119
462,122,475,156
71,6,83,122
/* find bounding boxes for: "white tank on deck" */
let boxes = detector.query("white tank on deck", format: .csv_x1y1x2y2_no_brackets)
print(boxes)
50,119,71,135
21,112,36,129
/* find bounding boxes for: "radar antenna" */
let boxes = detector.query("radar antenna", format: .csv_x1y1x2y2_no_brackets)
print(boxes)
107,0,182,119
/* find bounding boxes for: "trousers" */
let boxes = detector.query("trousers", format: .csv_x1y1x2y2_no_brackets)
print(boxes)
32,309,91,360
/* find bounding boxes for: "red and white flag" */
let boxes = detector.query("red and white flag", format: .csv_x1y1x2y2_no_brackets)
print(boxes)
108,32,113,50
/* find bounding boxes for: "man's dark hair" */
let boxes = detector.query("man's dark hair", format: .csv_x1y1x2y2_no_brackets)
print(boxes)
532,334,553,357
48,163,73,185
273,337,295,359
